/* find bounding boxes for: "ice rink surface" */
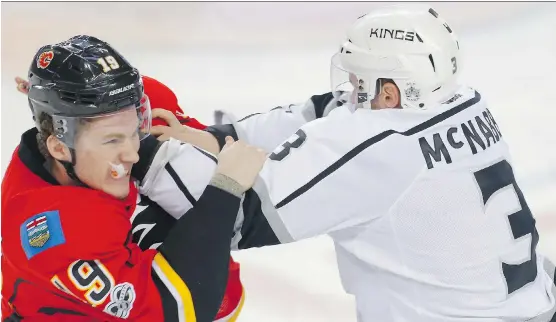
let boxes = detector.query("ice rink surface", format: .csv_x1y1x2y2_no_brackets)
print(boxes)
1,2,556,321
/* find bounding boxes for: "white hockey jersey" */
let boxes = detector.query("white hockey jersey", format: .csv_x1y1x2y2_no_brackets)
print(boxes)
257,86,556,321
137,87,555,321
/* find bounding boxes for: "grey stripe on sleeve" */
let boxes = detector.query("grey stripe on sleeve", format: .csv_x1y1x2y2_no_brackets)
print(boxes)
251,176,294,243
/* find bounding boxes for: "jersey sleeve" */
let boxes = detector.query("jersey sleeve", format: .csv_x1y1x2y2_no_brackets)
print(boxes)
129,197,247,322
133,137,281,251
205,92,339,153
254,112,398,242
136,138,218,220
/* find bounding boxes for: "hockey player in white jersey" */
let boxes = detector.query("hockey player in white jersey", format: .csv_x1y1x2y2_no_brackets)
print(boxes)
253,6,556,321
130,6,556,322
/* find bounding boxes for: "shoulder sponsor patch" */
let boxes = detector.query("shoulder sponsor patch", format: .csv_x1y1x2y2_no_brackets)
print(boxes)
20,210,66,259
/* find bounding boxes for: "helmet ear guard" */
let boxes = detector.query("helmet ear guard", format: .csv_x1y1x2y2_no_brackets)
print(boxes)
331,48,406,109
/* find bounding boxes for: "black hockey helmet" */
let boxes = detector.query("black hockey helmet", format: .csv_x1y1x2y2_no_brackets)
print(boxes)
27,35,151,148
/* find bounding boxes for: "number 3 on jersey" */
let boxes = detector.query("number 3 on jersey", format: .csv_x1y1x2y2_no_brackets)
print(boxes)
269,129,307,161
474,160,539,295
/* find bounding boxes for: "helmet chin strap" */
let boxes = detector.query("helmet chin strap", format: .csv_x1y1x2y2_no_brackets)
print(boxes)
59,148,89,188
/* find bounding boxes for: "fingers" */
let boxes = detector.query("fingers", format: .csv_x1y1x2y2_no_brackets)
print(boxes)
221,136,236,151
149,125,171,137
15,76,29,94
157,134,171,141
225,136,235,145
151,108,182,128
15,76,27,85
17,84,28,94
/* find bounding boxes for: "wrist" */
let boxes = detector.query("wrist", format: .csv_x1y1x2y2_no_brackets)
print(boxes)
210,173,244,198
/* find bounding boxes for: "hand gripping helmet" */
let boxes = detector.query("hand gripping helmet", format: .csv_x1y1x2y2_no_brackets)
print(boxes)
331,5,461,110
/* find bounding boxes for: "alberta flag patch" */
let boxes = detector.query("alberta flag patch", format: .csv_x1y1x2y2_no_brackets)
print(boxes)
20,210,66,259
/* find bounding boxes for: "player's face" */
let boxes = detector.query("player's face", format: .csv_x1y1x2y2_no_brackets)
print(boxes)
73,108,140,199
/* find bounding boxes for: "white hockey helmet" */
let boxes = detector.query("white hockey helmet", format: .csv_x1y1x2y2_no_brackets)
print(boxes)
331,5,461,109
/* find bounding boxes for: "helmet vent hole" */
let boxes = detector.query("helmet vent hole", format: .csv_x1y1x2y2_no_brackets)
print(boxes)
59,91,77,102
79,94,97,105
69,63,83,74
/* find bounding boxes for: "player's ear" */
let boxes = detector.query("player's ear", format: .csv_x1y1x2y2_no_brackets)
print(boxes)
46,135,72,162
383,82,401,109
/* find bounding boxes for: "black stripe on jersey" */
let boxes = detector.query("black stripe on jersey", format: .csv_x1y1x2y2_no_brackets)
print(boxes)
123,230,134,266
8,278,84,305
165,163,197,206
152,270,180,322
205,124,239,151
5,278,88,321
309,92,335,118
177,142,218,163
237,189,280,249
238,113,262,122
194,146,217,163
133,135,163,182
132,200,177,251
3,312,23,322
7,279,23,304
270,104,294,114
37,307,88,316
276,91,482,209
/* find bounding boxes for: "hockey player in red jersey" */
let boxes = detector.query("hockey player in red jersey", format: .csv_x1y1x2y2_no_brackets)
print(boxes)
14,71,245,322
2,35,265,322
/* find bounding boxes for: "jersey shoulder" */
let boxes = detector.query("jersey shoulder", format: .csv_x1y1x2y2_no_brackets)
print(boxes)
343,86,484,149
3,184,133,267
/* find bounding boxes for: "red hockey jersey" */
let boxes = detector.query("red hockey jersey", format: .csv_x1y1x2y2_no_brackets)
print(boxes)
0,126,210,321
2,148,169,320
2,127,239,322
2,74,244,322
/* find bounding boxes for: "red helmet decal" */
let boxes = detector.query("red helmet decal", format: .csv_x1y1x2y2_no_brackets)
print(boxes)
37,51,54,69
